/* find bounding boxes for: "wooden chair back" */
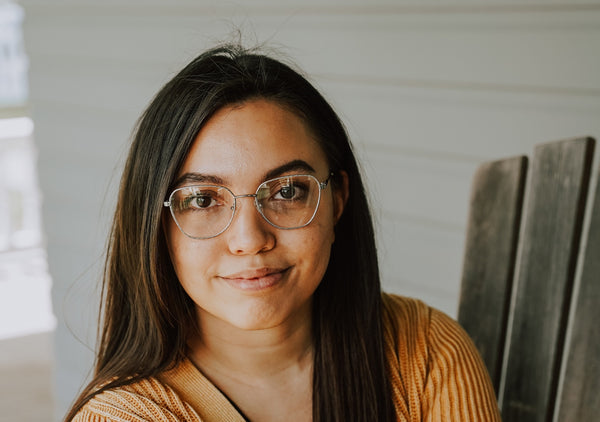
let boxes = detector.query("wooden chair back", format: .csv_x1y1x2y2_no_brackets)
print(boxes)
458,137,599,422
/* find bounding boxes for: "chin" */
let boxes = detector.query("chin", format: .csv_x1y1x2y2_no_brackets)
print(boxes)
227,312,286,331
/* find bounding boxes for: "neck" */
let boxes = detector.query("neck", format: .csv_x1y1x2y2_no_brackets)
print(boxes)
188,303,314,381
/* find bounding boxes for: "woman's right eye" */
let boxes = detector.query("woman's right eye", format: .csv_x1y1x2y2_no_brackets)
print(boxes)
187,194,217,209
180,193,218,210
192,195,214,209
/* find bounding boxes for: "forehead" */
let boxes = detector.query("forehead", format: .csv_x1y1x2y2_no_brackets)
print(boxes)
178,99,329,183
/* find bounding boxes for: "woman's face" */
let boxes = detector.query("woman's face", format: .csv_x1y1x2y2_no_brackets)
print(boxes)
164,99,346,331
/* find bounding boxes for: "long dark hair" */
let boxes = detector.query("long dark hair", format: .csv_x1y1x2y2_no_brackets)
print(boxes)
66,44,394,421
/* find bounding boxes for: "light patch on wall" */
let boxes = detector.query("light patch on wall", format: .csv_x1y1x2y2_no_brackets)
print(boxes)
0,118,55,340
0,116,33,139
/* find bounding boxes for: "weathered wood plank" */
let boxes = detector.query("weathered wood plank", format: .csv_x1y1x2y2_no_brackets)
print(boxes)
556,145,600,421
501,137,595,422
458,155,527,392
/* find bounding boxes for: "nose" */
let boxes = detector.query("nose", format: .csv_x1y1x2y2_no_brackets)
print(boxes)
226,196,275,255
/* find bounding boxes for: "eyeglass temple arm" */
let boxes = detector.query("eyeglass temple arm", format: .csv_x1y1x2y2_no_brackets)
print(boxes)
320,172,335,189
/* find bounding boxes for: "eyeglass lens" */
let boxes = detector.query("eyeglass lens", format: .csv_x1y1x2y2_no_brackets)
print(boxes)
168,175,322,239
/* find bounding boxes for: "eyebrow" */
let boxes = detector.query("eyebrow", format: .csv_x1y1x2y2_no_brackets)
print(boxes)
264,159,316,180
173,159,316,188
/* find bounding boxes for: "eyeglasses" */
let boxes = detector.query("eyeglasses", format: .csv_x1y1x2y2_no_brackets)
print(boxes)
164,173,333,239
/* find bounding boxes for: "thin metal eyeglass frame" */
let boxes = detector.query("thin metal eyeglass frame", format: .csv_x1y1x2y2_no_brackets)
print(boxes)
163,173,334,239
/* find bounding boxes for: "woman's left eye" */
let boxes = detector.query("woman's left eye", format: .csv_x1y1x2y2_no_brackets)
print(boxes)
273,183,306,200
278,185,296,199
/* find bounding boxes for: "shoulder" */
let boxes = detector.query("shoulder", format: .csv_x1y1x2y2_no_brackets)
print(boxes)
381,292,501,421
382,292,488,374
381,292,433,355
381,292,490,379
72,377,202,422
381,292,473,355
381,292,432,328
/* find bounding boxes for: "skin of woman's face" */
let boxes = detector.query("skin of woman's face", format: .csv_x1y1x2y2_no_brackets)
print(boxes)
164,99,347,332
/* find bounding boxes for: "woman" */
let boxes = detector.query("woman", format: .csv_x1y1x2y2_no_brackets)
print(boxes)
67,44,501,421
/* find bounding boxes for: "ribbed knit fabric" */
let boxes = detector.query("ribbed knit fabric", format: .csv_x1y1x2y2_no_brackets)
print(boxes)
72,294,501,421
71,378,204,422
382,294,501,421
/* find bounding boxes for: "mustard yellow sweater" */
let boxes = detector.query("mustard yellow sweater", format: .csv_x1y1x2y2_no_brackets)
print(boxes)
72,294,501,421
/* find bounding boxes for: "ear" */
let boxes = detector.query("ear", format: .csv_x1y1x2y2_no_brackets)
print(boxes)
332,170,349,223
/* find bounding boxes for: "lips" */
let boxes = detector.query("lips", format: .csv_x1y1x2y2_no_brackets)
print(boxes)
220,267,289,291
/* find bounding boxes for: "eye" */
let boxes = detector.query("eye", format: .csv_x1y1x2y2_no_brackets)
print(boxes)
191,194,216,209
176,188,224,212
278,185,296,200
272,182,307,201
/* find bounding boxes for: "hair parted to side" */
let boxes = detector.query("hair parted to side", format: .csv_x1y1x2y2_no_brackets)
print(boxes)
65,44,394,422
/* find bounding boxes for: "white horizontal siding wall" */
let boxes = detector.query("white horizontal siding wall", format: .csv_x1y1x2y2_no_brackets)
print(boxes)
19,1,600,419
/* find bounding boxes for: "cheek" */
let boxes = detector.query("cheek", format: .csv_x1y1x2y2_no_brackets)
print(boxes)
295,218,336,274
165,220,214,285
316,199,337,246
